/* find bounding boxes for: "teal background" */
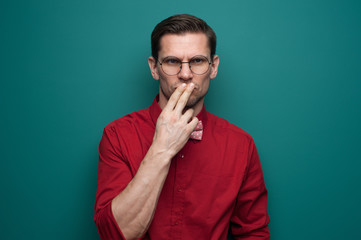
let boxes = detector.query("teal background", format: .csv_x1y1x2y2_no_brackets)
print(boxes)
1,0,360,239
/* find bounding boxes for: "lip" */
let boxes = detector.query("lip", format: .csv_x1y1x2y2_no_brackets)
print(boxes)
175,83,197,89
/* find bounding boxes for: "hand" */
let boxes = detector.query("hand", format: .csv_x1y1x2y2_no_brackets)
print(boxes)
152,83,199,158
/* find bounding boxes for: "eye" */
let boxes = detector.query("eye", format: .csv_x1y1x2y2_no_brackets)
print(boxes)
164,58,180,65
190,57,206,65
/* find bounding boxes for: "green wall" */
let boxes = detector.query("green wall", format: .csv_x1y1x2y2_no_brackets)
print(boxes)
1,0,360,239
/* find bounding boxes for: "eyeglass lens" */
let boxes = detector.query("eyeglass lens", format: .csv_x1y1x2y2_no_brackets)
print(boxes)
161,56,210,75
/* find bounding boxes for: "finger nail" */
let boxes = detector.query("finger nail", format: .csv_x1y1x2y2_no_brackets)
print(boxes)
189,83,194,88
181,83,186,89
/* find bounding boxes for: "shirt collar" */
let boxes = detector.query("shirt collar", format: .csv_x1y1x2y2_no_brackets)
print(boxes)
149,94,208,128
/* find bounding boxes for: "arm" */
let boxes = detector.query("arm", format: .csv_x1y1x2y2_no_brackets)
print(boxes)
96,83,198,240
230,140,270,240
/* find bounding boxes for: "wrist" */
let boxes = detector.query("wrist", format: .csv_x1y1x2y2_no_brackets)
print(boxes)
145,144,174,166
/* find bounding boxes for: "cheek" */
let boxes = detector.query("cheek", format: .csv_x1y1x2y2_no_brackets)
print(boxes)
159,75,176,91
199,77,211,92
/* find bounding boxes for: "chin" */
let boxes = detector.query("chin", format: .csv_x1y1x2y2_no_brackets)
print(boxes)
186,95,203,108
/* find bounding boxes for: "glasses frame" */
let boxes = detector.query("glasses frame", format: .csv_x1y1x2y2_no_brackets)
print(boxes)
157,55,212,76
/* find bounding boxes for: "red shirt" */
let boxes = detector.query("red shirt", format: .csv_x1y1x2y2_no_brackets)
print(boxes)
95,96,270,240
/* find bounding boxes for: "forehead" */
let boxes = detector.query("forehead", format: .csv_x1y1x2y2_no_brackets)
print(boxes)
158,33,210,58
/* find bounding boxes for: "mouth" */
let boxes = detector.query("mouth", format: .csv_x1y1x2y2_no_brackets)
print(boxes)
175,83,197,90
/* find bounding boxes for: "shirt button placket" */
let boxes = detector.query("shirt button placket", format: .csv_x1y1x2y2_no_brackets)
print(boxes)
171,152,185,239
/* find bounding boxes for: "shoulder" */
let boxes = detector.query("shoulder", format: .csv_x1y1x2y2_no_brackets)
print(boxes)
103,108,151,135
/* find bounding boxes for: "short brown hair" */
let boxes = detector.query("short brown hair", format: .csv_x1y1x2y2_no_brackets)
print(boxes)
151,14,217,60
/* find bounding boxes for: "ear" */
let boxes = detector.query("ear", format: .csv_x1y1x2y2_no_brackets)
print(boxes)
209,55,219,79
148,56,160,80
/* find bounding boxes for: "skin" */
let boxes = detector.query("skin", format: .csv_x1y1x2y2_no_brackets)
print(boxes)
148,33,219,116
111,32,219,240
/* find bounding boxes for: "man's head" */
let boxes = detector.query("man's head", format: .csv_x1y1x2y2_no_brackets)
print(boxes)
148,14,219,112
151,14,217,61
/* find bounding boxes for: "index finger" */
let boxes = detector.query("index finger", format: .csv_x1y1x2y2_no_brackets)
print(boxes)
174,83,195,113
164,83,187,111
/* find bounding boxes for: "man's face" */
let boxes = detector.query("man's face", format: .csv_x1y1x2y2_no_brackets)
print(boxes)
149,33,219,109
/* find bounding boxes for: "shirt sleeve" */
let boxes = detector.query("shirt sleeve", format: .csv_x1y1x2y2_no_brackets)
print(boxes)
230,139,270,239
94,126,133,240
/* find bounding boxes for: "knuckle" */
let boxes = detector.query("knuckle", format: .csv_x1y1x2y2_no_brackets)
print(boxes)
159,113,166,120
187,108,194,115
186,125,194,133
170,115,178,123
158,113,170,123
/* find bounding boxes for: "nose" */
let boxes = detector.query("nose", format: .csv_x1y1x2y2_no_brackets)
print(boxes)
178,62,193,81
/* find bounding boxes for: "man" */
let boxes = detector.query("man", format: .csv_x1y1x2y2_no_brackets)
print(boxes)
95,14,270,240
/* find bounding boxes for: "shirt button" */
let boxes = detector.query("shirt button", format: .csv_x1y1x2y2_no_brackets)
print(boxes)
177,187,182,192
180,154,184,159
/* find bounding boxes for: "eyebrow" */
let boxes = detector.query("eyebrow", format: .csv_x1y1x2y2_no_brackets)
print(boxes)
161,55,209,60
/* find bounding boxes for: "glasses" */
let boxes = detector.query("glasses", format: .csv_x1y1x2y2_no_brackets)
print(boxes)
157,55,211,75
